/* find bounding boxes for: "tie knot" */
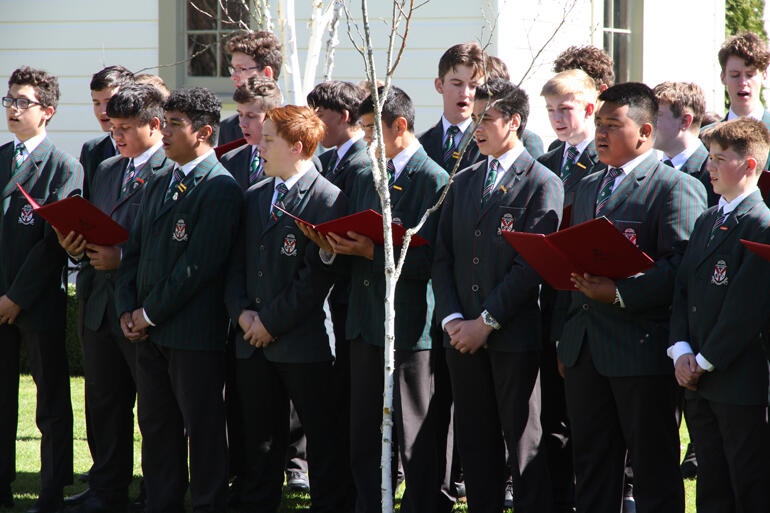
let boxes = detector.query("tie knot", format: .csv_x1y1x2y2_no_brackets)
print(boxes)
276,182,289,195
173,166,184,181
566,145,579,161
128,159,136,171
446,125,460,137
15,142,24,152
609,167,622,179
490,159,500,172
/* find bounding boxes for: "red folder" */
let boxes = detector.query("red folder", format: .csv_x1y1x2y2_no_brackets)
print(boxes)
215,137,247,159
740,239,770,262
17,184,129,245
272,204,428,247
560,204,572,230
501,217,655,290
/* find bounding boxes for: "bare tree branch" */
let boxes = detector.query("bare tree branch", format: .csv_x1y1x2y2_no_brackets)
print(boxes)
323,0,344,80
517,0,579,86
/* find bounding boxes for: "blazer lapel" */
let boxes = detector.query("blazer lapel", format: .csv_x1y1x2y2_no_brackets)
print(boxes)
697,191,764,266
390,152,419,208
1,138,52,201
681,143,708,176
153,153,215,222
478,151,532,220
111,149,169,215
328,139,366,182
262,168,318,236
600,155,653,217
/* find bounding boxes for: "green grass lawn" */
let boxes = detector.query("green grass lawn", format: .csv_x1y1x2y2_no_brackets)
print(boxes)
10,375,695,512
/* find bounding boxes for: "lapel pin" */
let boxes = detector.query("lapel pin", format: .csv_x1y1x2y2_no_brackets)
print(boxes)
393,185,403,191
172,192,179,201
576,162,586,169
500,185,507,193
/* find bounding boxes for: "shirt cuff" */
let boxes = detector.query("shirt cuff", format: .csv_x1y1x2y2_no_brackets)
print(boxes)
696,353,715,372
67,251,84,261
441,313,464,331
319,248,336,265
616,287,626,308
142,308,156,327
667,341,694,363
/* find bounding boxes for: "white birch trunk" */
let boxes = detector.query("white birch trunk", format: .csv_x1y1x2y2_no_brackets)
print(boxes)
301,1,334,99
323,0,343,81
277,0,303,104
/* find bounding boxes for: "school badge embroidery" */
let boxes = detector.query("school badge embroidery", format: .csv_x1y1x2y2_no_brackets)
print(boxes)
623,228,637,246
172,219,189,242
281,233,297,256
18,204,35,226
711,259,728,286
498,213,514,235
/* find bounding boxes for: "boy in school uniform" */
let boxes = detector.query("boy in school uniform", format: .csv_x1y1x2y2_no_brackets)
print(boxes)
220,76,283,190
225,104,352,513
654,82,718,207
56,84,170,513
536,68,601,513
220,31,283,145
322,86,453,513
557,82,707,513
669,117,770,513
80,66,135,199
433,78,563,513
0,66,83,513
115,87,242,513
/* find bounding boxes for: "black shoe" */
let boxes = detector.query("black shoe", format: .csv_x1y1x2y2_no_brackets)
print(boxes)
64,488,91,507
503,481,513,509
0,487,13,510
68,495,126,513
286,470,309,491
680,442,697,480
27,490,63,513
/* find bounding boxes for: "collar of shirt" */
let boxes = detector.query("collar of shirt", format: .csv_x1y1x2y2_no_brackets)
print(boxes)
441,115,473,136
611,149,653,189
389,139,422,183
727,104,766,121
562,138,591,164
13,131,46,158
717,185,760,214
177,148,215,176
486,144,524,189
275,160,313,193
667,144,699,170
336,130,365,161
132,140,163,170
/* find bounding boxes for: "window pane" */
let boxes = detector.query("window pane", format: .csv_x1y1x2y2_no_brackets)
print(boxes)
613,32,631,83
604,0,613,28
187,0,217,30
221,0,250,29
220,34,237,76
188,33,218,77
613,0,630,30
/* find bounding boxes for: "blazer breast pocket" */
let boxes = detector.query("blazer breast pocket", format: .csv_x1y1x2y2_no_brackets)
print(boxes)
278,226,304,258
168,213,192,244
611,219,643,249
8,195,44,231
496,206,525,236
708,254,730,287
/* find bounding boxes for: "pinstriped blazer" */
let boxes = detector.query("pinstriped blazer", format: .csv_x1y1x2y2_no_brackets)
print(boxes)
0,137,83,331
115,152,243,351
79,134,115,199
77,148,172,333
670,190,770,405
557,153,707,376
433,149,564,352
225,168,346,363
345,145,448,351
537,140,604,207
679,142,718,207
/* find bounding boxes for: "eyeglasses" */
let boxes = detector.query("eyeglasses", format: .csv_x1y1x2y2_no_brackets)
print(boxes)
227,65,260,75
2,96,43,110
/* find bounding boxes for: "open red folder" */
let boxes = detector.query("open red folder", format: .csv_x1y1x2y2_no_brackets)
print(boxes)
215,137,247,159
17,184,129,245
741,239,770,261
501,217,655,290
272,204,428,247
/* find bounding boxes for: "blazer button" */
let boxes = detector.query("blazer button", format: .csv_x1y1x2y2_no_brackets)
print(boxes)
105,273,112,279
691,306,696,312
257,270,263,278
471,284,479,292
259,245,265,251
256,297,262,304
363,280,370,287
474,229,482,237
472,257,479,264
582,303,589,311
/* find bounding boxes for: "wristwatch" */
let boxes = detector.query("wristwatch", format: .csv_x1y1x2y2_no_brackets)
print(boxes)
481,309,501,330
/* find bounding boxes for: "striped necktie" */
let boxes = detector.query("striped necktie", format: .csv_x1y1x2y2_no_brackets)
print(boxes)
164,166,185,203
387,159,396,187
271,182,289,218
442,125,460,166
249,149,263,186
12,142,25,170
327,151,339,176
120,159,136,198
482,159,499,206
708,207,728,244
595,167,623,216
561,145,579,183
663,158,674,167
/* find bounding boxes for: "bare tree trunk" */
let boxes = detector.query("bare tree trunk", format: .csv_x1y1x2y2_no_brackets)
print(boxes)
302,1,336,99
323,0,344,81
278,0,303,104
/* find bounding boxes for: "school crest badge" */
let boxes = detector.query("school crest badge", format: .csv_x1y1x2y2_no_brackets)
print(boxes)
498,213,514,235
711,259,728,286
172,219,188,242
623,228,637,246
18,204,34,226
281,234,297,256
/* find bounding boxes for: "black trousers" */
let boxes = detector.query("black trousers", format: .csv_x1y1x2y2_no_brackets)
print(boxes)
349,341,454,513
686,396,770,513
0,323,73,494
80,309,137,503
446,347,551,513
235,349,352,513
564,343,683,513
135,341,228,513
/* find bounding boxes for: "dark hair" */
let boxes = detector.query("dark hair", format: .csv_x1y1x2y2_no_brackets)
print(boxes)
358,86,415,132
233,76,282,111
107,84,165,125
553,45,614,89
474,78,529,137
307,81,367,125
164,87,221,143
437,42,485,81
8,66,60,113
226,30,283,79
709,117,770,171
718,31,770,72
599,82,658,129
90,65,135,92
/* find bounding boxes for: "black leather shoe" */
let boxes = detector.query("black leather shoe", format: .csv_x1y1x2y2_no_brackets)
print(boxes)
286,470,309,491
68,495,127,513
64,488,91,507
0,487,13,510
27,490,63,513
